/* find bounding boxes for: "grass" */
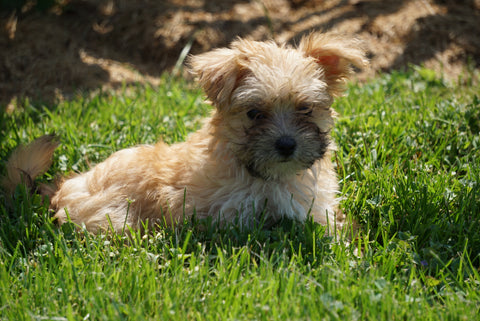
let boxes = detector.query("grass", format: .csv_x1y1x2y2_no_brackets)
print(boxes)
1,67,479,320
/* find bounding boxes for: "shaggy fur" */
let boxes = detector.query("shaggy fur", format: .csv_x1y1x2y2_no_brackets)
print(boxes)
2,33,367,234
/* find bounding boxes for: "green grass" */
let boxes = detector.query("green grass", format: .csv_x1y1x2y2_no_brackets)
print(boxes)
1,68,479,320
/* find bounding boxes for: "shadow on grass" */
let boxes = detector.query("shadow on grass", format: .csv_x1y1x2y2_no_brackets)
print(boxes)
1,0,479,109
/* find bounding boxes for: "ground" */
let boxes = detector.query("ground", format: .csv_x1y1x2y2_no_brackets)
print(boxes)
1,0,479,109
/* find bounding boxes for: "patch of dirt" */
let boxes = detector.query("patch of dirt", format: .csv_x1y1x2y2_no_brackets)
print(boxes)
1,0,479,108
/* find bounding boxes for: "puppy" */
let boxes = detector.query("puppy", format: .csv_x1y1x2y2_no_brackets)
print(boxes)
2,33,367,234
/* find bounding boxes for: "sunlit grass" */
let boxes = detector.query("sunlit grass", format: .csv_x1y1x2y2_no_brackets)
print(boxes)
1,69,479,320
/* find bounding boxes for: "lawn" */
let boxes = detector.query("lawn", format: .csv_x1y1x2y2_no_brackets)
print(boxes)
1,68,479,320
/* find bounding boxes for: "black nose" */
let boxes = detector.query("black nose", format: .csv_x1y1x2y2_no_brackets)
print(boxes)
275,136,297,157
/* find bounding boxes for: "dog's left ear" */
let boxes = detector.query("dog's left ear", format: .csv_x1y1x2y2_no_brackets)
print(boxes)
298,33,369,96
189,47,247,109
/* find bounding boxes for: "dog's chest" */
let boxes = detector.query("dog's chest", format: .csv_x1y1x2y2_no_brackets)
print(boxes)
205,178,311,224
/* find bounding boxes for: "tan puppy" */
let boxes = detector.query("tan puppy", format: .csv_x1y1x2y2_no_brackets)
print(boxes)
2,33,367,234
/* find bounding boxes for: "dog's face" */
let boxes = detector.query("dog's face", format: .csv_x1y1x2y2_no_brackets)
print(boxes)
223,53,333,180
190,33,367,180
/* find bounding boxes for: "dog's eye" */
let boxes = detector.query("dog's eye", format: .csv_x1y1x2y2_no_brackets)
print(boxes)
297,105,313,116
247,109,265,120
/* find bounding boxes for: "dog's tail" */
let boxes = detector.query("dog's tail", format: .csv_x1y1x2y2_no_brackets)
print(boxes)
2,134,59,196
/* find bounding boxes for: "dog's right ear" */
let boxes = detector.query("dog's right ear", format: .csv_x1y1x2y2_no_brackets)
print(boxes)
189,48,247,109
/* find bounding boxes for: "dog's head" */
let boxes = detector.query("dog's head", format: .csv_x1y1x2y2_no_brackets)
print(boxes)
190,33,367,180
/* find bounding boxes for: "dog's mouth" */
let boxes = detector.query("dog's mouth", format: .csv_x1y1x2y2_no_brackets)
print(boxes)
246,163,264,179
245,157,311,181
278,156,294,163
